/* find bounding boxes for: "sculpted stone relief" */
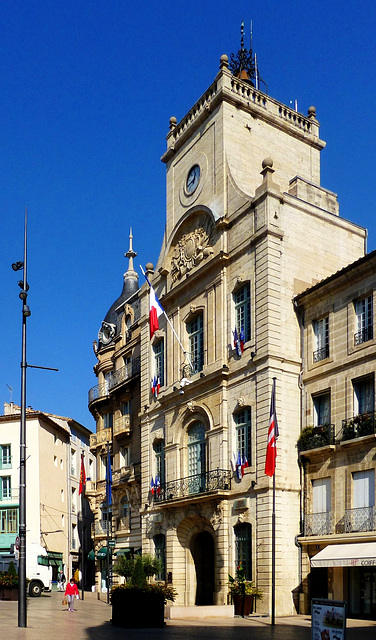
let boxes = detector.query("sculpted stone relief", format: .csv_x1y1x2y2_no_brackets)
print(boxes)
171,218,214,282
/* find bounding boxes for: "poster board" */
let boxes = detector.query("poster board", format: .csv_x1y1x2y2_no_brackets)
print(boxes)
311,599,346,640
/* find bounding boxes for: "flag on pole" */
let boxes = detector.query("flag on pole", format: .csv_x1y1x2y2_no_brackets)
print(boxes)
241,453,249,476
265,378,279,476
155,474,161,495
79,456,86,495
150,476,155,495
235,451,243,479
106,454,112,506
149,286,164,339
239,326,245,353
233,327,243,357
151,376,160,398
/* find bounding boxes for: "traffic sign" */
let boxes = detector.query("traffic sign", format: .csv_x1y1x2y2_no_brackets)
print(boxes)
15,536,20,551
108,540,116,548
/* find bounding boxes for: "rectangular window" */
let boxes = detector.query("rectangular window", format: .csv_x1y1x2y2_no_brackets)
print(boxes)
234,284,251,343
188,313,204,374
353,470,375,509
0,509,18,533
0,477,11,500
312,478,331,513
235,408,251,465
313,317,329,362
154,441,165,484
235,523,252,580
120,446,130,468
121,401,130,416
355,296,373,345
313,393,331,426
103,413,113,429
153,340,165,387
0,445,11,470
353,376,374,415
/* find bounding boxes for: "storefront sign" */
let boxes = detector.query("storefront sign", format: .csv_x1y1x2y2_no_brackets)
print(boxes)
311,599,346,640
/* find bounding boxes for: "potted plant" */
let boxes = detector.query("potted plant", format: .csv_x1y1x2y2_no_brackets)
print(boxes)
111,555,176,628
229,563,262,616
0,565,19,601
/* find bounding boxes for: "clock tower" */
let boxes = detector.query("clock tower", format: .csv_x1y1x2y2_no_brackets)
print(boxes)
138,33,366,616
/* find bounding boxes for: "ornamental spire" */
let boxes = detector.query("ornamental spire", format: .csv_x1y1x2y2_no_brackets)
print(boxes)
124,227,138,279
229,22,267,93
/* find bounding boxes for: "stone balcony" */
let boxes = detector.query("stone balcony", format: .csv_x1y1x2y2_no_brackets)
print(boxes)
90,427,112,450
113,415,131,439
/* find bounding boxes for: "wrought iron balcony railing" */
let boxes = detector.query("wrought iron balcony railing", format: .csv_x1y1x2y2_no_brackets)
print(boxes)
92,520,112,537
313,344,329,362
304,511,332,536
298,424,335,452
354,325,373,345
345,506,376,533
88,358,141,406
337,411,376,443
154,468,231,503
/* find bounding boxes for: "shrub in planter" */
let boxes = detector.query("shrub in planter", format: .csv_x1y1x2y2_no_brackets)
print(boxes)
111,557,176,628
0,572,19,601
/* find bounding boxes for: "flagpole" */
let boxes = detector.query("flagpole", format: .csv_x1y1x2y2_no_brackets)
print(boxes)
272,471,276,626
271,376,277,626
139,264,193,370
81,453,85,601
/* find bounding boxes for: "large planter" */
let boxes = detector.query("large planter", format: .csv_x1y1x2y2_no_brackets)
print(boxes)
232,593,254,616
112,588,165,628
0,588,19,601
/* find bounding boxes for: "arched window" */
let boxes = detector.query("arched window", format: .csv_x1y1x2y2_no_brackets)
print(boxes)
154,533,166,581
234,522,252,580
188,422,206,493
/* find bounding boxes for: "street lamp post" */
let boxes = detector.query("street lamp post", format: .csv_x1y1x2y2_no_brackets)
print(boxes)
12,209,58,627
12,209,30,627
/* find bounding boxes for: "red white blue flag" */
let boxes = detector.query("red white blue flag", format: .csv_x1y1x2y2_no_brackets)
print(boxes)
265,378,279,476
149,286,164,339
233,327,243,357
150,477,155,495
155,475,161,495
151,376,160,398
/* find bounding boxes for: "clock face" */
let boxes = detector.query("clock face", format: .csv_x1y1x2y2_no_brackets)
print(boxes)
186,164,200,194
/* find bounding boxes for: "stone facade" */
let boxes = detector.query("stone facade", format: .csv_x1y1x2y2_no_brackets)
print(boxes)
88,53,369,614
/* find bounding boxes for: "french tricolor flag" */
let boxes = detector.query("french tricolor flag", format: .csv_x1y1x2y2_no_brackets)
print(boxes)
149,286,164,339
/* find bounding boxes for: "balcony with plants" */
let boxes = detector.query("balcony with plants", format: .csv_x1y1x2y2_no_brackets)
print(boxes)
337,411,376,443
298,424,335,453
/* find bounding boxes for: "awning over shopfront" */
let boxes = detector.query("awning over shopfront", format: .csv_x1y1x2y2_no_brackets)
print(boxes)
87,550,95,561
114,547,133,557
96,547,111,559
311,542,376,568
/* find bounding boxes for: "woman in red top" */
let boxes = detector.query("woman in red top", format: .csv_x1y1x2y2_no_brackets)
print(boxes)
65,577,79,611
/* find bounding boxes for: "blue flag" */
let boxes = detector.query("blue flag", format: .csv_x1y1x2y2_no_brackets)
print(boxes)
106,454,112,506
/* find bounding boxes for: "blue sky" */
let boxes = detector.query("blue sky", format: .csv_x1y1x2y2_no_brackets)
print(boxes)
1,1,375,430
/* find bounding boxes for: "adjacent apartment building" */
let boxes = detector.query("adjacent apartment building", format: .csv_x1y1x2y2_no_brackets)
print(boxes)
88,41,370,616
295,250,376,619
0,403,95,586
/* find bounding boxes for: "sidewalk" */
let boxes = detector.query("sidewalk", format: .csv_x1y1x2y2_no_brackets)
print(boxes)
0,591,375,640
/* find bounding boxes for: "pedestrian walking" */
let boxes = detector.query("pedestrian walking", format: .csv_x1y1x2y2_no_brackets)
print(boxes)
57,570,66,591
65,577,79,612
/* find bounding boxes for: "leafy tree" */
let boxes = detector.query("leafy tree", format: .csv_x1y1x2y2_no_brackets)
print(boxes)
131,556,147,588
113,556,134,579
141,553,163,579
7,561,17,576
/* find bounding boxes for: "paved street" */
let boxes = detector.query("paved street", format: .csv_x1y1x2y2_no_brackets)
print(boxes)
0,591,375,640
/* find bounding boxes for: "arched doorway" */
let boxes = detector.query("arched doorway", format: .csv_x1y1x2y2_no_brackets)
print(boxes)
192,531,214,605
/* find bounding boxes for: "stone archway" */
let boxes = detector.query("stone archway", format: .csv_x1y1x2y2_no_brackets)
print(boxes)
191,530,215,605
